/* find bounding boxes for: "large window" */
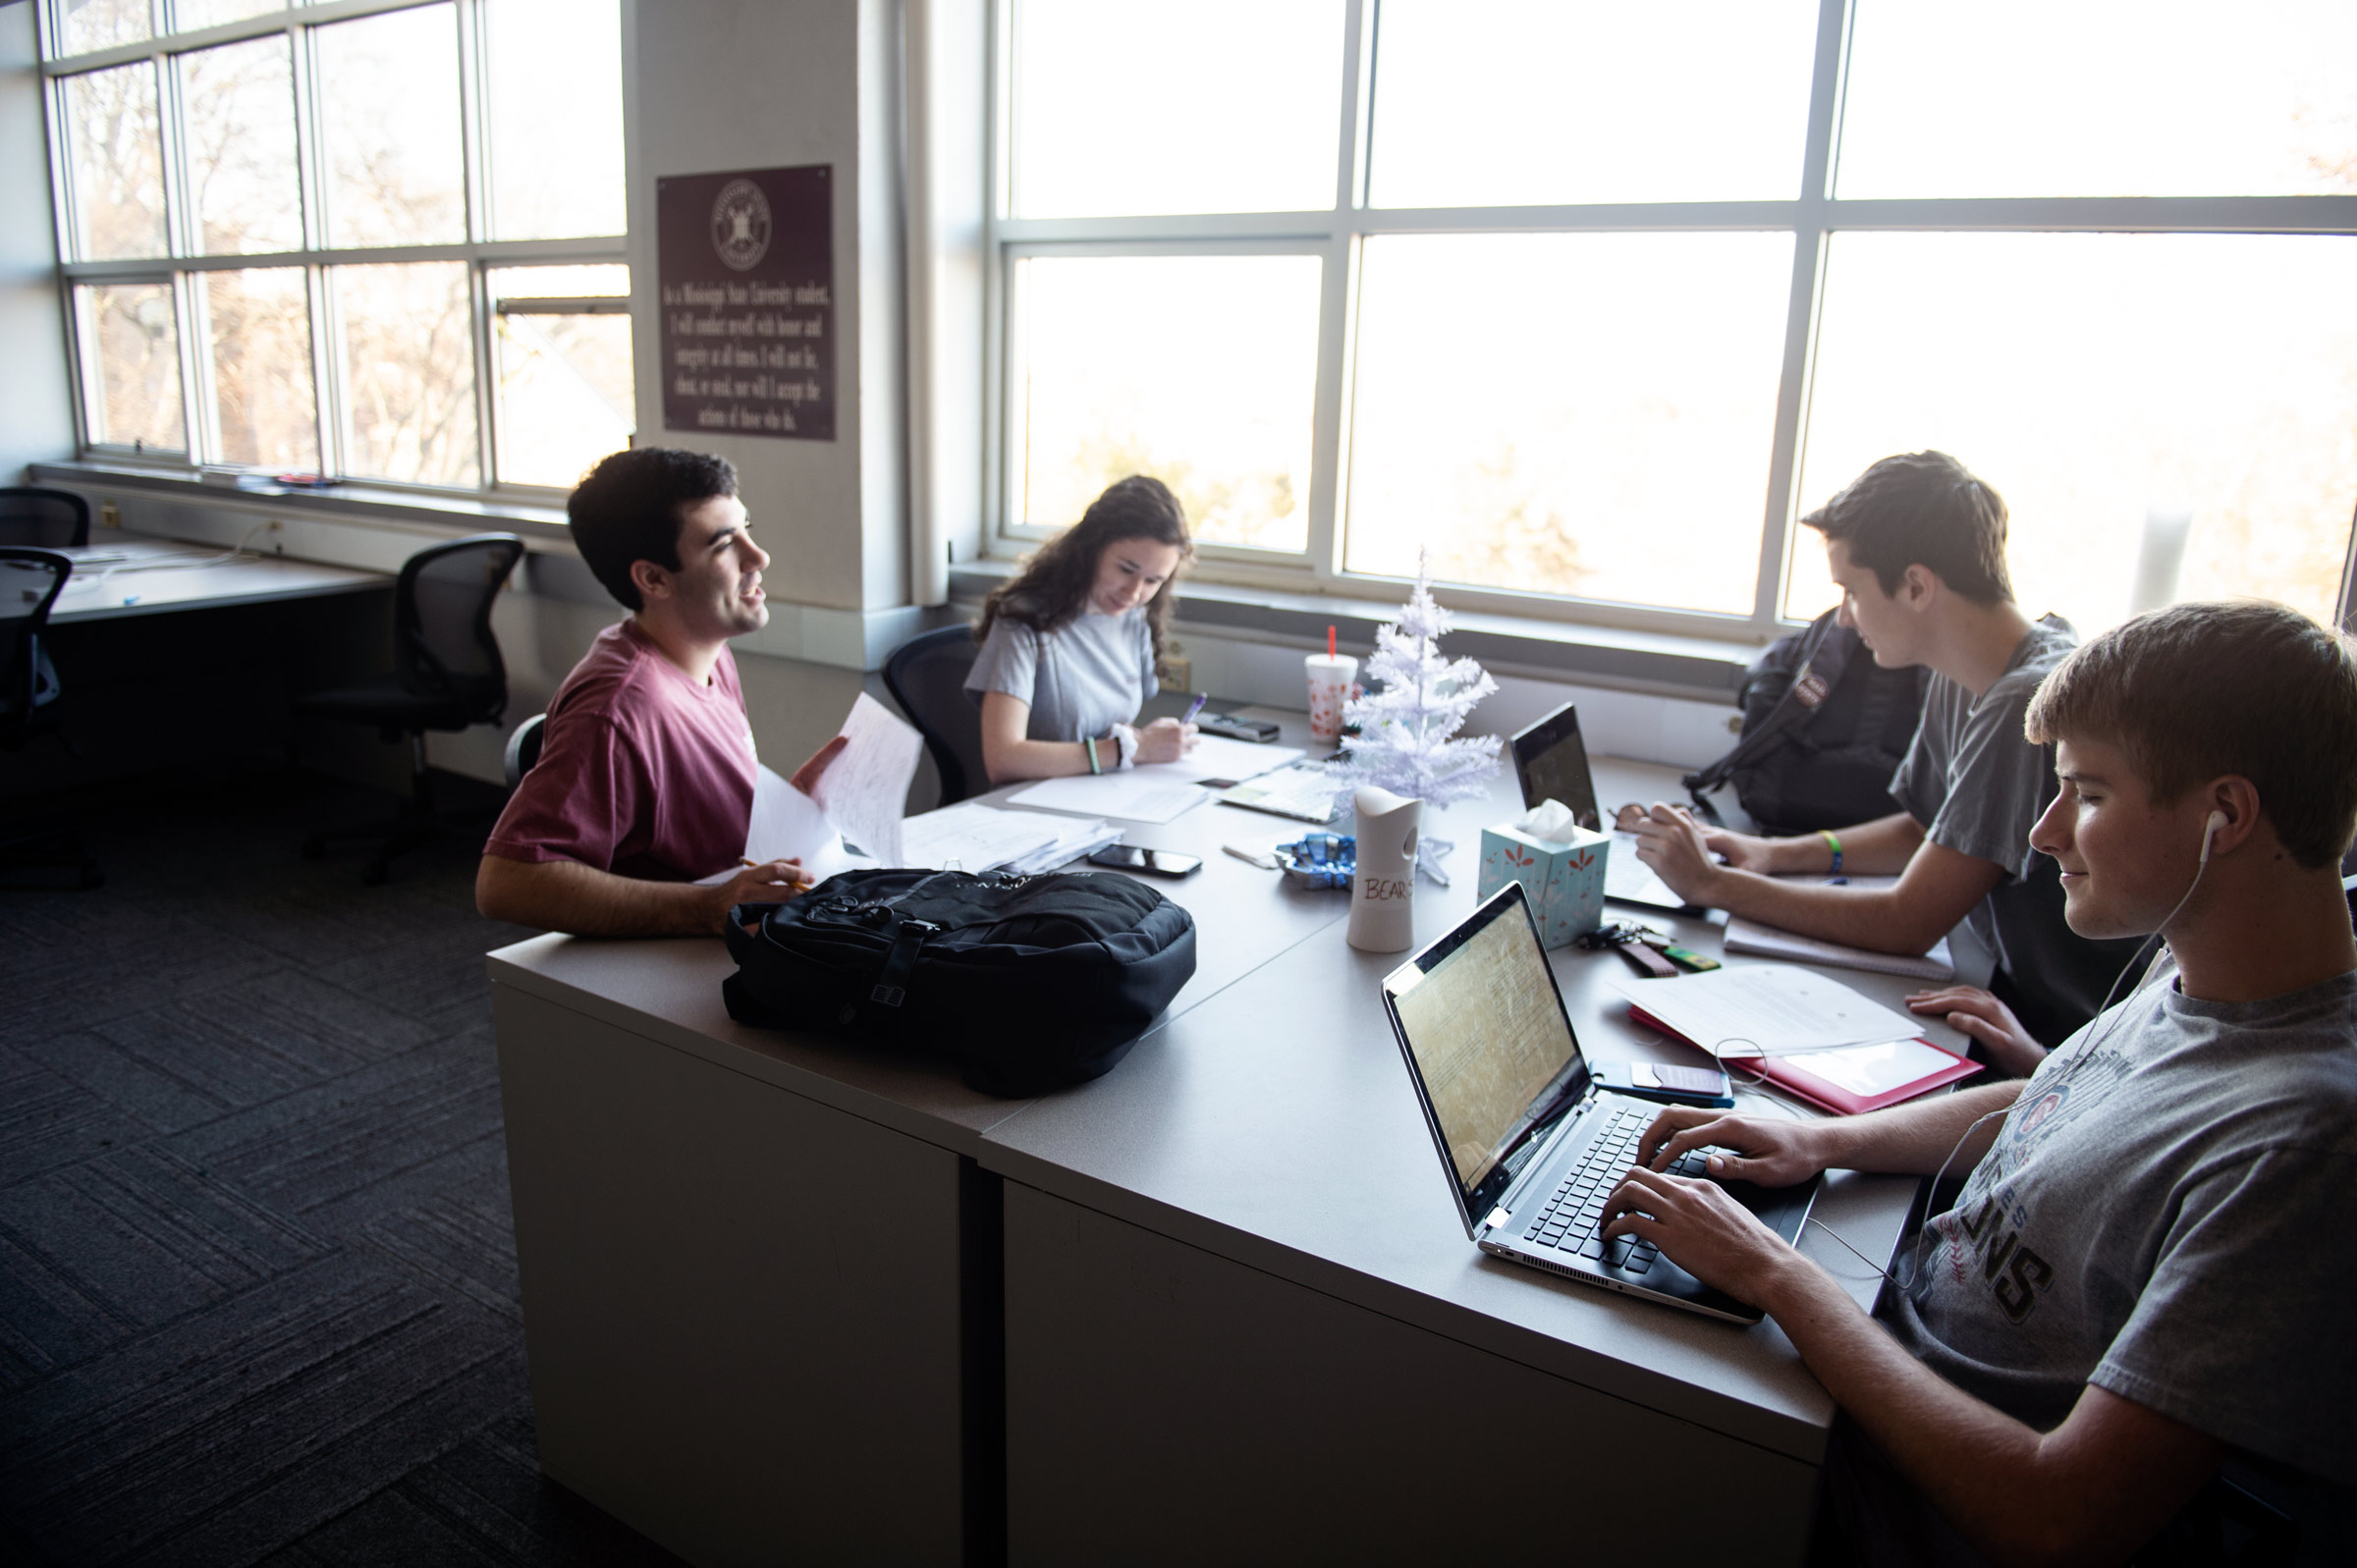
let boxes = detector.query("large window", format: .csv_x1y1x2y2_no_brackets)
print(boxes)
993,0,2357,640
40,0,631,495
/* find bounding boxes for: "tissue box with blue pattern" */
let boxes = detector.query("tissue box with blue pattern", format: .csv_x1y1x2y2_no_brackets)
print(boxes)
1476,799,1609,947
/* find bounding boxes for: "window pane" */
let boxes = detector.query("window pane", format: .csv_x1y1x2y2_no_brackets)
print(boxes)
176,0,289,27
316,3,464,247
56,0,149,57
333,262,478,486
489,265,632,488
77,281,185,452
1837,0,2357,198
1791,234,2357,633
204,268,316,471
1014,254,1320,551
1369,0,1818,207
486,0,624,239
1011,0,1343,217
181,34,301,254
1346,234,1792,614
65,63,166,260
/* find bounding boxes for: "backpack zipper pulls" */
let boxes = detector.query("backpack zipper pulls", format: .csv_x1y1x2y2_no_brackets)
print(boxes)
870,918,940,1008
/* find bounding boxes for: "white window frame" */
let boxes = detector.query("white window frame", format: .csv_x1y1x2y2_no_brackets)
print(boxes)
38,0,628,501
984,0,2357,642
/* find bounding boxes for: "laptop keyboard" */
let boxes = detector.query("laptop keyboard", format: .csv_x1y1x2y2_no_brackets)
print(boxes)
1520,1104,1706,1274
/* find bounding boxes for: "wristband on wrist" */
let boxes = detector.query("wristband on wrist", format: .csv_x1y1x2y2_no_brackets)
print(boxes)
1084,735,1102,775
1111,723,1138,771
1817,829,1843,875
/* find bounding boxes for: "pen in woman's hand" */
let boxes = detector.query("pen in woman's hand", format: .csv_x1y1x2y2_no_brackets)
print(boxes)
1180,692,1208,726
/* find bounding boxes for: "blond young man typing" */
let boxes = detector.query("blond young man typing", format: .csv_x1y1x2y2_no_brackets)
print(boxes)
1605,602,2357,1565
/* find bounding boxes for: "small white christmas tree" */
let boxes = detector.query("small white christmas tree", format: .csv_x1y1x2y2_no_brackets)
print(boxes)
1327,551,1503,882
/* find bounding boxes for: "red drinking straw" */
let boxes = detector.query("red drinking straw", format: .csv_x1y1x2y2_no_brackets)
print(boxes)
1327,624,1336,659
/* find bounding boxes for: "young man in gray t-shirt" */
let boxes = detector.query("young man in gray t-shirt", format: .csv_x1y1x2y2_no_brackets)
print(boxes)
1626,452,2141,1069
1608,600,2357,1565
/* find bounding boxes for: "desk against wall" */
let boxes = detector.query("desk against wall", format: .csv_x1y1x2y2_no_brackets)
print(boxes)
486,721,1946,1566
9,539,392,797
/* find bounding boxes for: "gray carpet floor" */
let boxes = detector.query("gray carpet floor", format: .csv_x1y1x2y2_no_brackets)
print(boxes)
0,775,685,1567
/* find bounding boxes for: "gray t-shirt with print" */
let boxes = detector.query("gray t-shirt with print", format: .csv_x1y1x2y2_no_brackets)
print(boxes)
1889,615,2143,1042
964,609,1157,742
1886,957,2357,1478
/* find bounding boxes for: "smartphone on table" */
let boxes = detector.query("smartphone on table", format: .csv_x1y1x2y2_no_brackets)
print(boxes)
1588,1059,1734,1108
1086,845,1203,879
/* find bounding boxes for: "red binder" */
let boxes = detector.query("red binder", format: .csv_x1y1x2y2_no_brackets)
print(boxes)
1626,1005,1982,1115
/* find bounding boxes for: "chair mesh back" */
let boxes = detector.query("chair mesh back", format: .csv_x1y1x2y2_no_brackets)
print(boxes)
0,552,70,723
398,535,523,720
884,625,989,805
0,489,91,549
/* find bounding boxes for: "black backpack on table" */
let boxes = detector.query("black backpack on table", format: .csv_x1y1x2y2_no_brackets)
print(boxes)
723,868,1196,1097
1682,608,1929,836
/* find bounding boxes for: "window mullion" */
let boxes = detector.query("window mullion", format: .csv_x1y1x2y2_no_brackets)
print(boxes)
1748,0,1855,638
455,0,497,485
1303,0,1368,588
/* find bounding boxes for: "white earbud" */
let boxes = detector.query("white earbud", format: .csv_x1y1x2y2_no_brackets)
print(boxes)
2199,809,2227,864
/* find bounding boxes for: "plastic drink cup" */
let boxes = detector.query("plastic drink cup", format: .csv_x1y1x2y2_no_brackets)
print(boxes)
1305,653,1357,743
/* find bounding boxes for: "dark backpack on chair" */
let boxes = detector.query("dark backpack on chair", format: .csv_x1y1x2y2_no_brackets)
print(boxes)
723,868,1197,1097
1682,608,1929,836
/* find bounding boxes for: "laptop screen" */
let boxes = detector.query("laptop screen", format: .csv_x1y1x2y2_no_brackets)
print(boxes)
1510,703,1603,832
1383,885,1591,1225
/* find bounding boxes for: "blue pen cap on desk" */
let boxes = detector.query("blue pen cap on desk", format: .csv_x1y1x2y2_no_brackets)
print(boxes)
1272,833,1353,890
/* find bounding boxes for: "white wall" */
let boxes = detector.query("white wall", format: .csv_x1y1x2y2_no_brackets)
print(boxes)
626,0,905,618
1,0,76,485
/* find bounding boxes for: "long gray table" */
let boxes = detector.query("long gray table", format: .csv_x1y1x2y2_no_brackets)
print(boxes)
486,720,1946,1565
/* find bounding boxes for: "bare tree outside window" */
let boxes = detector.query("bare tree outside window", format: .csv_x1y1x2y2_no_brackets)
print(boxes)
77,282,185,452
182,35,302,255
64,63,165,260
205,268,318,472
55,0,148,58
316,4,464,249
335,262,478,488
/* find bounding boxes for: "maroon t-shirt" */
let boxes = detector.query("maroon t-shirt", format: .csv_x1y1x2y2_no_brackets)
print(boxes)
484,620,757,882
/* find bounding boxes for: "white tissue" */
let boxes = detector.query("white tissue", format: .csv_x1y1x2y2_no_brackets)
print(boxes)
1511,798,1579,842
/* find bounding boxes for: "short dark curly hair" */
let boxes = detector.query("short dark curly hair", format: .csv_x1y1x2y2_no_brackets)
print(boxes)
567,448,740,611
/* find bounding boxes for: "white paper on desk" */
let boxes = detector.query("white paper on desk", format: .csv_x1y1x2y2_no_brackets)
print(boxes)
1611,965,1919,1057
808,692,923,864
1004,773,1212,823
1132,732,1302,785
901,801,1065,872
693,765,863,886
1723,919,1955,983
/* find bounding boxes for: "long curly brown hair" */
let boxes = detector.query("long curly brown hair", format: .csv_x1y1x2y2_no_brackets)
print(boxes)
976,475,1193,670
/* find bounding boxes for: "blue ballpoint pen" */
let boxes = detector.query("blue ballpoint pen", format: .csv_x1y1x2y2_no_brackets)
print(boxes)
1180,692,1207,725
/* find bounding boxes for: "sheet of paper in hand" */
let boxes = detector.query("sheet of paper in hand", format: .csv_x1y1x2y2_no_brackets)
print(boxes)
808,692,924,865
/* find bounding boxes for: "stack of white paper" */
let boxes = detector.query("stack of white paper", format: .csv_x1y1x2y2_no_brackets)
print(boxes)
900,802,1118,875
1004,734,1306,824
1002,817,1121,875
1609,965,1921,1057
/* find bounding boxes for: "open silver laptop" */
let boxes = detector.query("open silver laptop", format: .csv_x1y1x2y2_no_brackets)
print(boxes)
1509,701,1694,912
1381,882,1818,1324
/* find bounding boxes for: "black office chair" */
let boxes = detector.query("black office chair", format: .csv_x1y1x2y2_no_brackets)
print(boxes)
504,711,547,789
0,487,92,548
0,548,102,888
882,623,989,806
295,532,526,884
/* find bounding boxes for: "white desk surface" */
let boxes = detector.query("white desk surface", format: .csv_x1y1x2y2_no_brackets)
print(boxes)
484,718,1943,1463
45,536,386,623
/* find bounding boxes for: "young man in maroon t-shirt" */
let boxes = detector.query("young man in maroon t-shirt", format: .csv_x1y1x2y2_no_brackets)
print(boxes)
477,448,844,936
